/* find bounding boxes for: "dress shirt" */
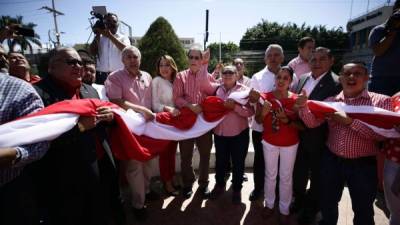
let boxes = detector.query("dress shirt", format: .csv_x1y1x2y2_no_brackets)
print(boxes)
96,33,131,73
151,76,174,113
237,75,251,87
302,72,328,97
299,90,392,159
105,69,152,109
173,66,216,108
249,66,276,132
0,73,48,186
213,83,254,136
288,55,311,79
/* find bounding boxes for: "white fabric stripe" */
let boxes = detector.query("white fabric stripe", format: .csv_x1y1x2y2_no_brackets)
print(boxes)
0,113,78,147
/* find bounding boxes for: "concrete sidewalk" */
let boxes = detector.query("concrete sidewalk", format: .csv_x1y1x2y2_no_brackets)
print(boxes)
123,172,390,225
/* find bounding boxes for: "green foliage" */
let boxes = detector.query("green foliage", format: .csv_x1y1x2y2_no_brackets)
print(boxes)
138,17,187,76
239,20,349,75
0,15,41,54
207,42,240,71
73,43,89,51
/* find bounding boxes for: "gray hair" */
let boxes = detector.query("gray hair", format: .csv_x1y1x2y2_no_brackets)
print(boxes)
187,44,203,58
122,45,141,60
265,44,284,56
48,47,77,66
313,46,333,59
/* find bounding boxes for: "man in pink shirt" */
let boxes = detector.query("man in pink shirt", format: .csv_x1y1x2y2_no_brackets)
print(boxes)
105,46,154,221
296,61,392,225
288,37,315,80
173,45,217,198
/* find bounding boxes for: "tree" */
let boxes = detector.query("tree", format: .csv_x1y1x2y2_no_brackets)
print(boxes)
240,20,349,74
138,17,187,76
207,42,240,71
0,15,42,53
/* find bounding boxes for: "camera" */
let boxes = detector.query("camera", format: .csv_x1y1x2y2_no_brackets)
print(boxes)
90,6,107,30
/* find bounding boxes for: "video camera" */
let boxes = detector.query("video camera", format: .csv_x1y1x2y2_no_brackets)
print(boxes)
90,6,107,30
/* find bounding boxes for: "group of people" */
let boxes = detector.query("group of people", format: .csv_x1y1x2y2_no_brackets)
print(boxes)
1,2,400,225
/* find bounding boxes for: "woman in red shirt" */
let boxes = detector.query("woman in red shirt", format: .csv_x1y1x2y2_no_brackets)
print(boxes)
255,66,303,224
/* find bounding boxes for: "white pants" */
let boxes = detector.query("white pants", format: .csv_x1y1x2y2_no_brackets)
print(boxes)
262,140,298,215
124,159,153,209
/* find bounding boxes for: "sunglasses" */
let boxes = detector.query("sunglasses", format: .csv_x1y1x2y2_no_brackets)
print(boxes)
65,59,83,67
222,71,235,75
188,55,201,60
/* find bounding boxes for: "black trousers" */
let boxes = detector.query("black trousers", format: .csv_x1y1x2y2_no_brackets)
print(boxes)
292,140,325,212
0,171,39,225
214,129,249,191
252,130,264,192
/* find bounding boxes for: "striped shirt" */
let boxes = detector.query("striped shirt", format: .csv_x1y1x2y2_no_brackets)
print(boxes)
299,89,392,159
0,73,48,186
173,66,217,108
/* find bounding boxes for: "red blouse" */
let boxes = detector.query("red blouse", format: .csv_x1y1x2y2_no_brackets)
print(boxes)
262,92,299,147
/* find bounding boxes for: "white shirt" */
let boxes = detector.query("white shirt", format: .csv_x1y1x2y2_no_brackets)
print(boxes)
302,71,328,97
96,33,131,73
249,66,276,132
151,76,174,113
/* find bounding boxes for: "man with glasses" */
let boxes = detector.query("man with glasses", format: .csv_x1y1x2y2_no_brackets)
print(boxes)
31,47,118,225
89,13,130,84
297,61,392,225
173,45,217,199
233,58,251,87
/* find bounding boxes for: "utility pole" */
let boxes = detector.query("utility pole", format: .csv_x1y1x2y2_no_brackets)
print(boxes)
204,9,209,50
40,0,64,47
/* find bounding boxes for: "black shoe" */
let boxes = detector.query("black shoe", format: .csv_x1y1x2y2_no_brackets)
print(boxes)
249,189,261,201
132,207,147,222
145,190,160,201
198,186,210,199
232,191,242,204
243,173,248,182
297,210,317,225
182,187,193,199
209,185,224,200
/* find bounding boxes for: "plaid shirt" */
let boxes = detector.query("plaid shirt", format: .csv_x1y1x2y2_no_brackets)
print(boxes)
173,66,217,108
0,73,48,186
299,90,392,159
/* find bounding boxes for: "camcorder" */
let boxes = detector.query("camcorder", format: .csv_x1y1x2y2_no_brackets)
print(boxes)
90,6,107,30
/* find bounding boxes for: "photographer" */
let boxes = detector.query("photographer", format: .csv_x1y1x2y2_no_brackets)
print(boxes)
89,13,130,84
368,0,400,96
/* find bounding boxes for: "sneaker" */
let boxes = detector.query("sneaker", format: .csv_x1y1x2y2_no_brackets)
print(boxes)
209,185,224,200
232,191,242,204
132,207,147,222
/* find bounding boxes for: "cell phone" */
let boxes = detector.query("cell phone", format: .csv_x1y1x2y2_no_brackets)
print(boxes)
15,27,35,37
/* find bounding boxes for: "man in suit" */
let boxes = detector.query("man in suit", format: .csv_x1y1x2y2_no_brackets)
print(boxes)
30,47,123,225
292,47,342,224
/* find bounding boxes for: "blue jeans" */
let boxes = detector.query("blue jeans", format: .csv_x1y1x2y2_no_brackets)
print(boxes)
214,129,249,191
384,159,400,225
320,150,377,225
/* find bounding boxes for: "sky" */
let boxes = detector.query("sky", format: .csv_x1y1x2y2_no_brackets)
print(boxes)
0,0,393,48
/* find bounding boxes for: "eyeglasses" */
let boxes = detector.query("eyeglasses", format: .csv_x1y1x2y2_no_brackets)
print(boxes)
222,71,235,76
65,59,83,67
188,55,201,60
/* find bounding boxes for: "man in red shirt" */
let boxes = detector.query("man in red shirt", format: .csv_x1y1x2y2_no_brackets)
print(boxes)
297,61,392,225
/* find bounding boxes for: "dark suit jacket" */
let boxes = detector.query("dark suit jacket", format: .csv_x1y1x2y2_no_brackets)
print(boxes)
295,71,342,149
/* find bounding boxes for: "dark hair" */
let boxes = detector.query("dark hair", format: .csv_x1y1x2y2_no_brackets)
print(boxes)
394,0,400,11
280,66,294,80
314,46,333,59
77,49,95,66
298,37,315,48
341,60,368,75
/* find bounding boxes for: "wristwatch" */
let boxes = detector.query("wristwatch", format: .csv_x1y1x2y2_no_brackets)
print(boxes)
12,148,22,165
